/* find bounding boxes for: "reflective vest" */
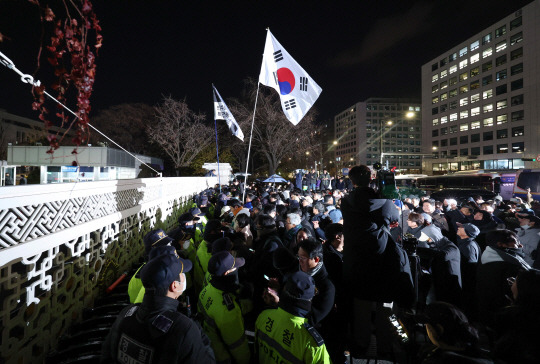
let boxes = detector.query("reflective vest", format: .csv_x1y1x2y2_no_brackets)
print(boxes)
128,264,145,304
198,282,250,364
194,240,212,293
255,307,331,364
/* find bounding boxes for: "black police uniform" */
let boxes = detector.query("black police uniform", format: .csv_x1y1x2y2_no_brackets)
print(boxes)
101,295,215,364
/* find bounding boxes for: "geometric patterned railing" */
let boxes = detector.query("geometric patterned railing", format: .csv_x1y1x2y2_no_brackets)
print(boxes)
0,177,217,364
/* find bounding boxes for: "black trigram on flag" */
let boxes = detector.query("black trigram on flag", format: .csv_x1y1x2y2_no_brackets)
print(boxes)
274,50,283,62
272,72,278,86
300,77,308,91
284,99,297,110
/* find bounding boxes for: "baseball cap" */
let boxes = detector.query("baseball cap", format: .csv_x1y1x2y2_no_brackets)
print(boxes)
140,253,192,291
283,271,315,301
516,212,540,225
220,206,231,217
328,209,343,223
144,229,174,254
148,245,178,261
456,222,480,239
189,207,202,216
394,200,404,209
420,213,432,224
211,237,234,254
178,212,200,225
207,251,245,276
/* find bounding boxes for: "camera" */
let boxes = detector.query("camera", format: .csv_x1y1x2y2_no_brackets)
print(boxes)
402,234,419,256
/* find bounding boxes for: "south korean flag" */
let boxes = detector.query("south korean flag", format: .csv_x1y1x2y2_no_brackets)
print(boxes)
213,85,244,141
259,29,322,125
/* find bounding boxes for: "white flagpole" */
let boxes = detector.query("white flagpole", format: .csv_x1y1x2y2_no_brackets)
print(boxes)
242,81,261,203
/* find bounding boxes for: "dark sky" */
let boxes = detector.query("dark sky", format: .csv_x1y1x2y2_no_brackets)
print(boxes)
0,0,533,123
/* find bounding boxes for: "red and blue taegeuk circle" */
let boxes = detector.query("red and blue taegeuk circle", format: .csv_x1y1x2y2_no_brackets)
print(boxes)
277,68,295,95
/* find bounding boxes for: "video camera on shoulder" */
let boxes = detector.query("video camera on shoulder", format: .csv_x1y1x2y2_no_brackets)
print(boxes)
402,234,419,256
372,163,398,199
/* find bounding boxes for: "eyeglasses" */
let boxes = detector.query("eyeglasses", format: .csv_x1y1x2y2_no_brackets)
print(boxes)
507,277,516,286
296,254,309,262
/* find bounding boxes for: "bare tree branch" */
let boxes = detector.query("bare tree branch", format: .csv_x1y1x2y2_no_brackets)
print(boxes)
147,96,213,174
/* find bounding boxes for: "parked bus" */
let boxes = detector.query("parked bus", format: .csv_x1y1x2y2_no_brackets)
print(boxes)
416,170,516,200
394,174,427,197
513,169,540,202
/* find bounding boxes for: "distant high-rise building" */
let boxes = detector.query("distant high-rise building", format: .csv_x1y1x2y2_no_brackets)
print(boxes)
422,0,539,174
334,98,422,174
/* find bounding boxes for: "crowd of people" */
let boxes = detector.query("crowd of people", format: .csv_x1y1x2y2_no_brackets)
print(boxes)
101,166,540,364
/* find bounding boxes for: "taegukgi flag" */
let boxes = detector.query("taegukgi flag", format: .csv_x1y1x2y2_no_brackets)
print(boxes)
259,29,322,125
213,84,244,141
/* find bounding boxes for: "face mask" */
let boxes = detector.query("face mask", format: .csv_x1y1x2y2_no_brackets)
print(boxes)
182,240,191,250
521,225,530,230
179,273,187,292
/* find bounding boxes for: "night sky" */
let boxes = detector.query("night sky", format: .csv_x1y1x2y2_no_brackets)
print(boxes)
0,0,534,124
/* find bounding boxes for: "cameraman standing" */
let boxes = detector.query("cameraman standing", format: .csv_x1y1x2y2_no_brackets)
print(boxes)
341,165,414,356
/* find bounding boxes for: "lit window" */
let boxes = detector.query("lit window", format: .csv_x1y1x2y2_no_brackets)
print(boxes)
459,59,468,69
440,69,448,78
432,74,439,82
460,123,469,131
496,100,507,110
471,121,481,129
496,40,507,52
449,65,457,74
449,52,457,62
450,126,458,134
459,72,468,81
497,114,508,124
482,33,492,44
440,80,448,89
495,25,506,38
432,84,439,93
470,53,480,64
471,94,480,104
459,47,468,57
510,32,523,45
471,107,480,116
483,117,494,127
497,144,508,153
483,104,493,113
449,89,458,98
470,40,480,51
449,76,457,85
440,92,448,101
470,80,480,90
512,126,524,136
459,85,469,94
432,118,439,126
432,96,439,104
441,116,448,124
470,67,479,77
482,47,493,58
450,113,458,121
460,110,469,119
460,97,468,107
512,142,524,153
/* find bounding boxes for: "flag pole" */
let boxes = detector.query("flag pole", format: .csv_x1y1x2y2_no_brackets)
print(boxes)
212,84,222,193
242,81,261,203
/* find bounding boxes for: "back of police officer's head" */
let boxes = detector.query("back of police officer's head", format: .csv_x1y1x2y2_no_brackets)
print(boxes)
141,248,192,298
281,271,315,312
348,165,372,187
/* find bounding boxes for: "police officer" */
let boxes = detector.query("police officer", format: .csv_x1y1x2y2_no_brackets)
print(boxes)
255,271,331,364
101,247,215,363
198,251,251,364
128,229,175,304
